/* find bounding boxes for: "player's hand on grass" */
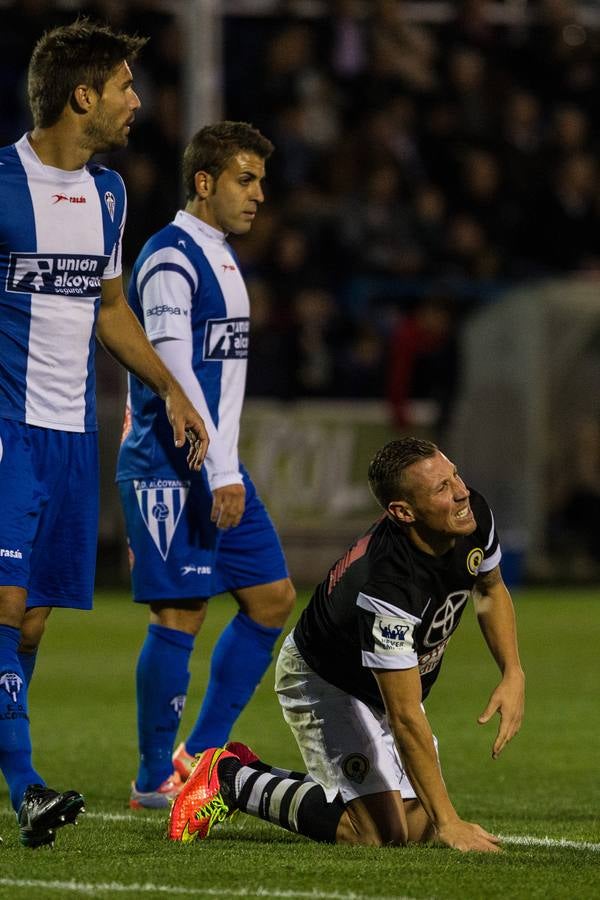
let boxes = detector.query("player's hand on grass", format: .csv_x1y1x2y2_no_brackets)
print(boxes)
165,385,209,471
437,818,502,853
211,483,246,529
478,668,525,759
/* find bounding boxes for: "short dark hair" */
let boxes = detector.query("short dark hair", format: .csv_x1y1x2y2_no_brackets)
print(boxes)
28,18,147,128
183,121,274,201
368,438,438,508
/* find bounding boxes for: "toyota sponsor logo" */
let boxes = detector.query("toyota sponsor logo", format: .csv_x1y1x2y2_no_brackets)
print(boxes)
423,591,470,648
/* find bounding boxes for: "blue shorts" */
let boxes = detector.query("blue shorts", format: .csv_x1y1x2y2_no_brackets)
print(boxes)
0,418,99,609
118,465,288,602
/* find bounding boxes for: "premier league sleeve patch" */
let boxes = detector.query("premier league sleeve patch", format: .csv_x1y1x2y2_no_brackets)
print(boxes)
357,591,419,670
375,616,414,648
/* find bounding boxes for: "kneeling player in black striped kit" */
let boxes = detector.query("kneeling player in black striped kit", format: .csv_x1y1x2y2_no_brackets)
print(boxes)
169,437,525,852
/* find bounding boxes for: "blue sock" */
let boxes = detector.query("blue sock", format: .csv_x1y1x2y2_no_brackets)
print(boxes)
0,624,45,810
135,624,194,792
18,651,37,687
186,612,282,754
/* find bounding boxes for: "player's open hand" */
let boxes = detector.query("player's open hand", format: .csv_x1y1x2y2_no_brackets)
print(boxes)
478,668,525,759
165,386,209,471
437,818,502,853
211,483,246,529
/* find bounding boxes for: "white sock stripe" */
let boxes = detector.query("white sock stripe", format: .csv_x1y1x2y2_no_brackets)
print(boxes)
234,763,269,801
244,772,275,816
286,781,318,832
271,766,296,779
267,778,297,823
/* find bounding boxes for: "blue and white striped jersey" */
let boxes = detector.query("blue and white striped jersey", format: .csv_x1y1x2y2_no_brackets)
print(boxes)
0,134,126,432
116,210,249,484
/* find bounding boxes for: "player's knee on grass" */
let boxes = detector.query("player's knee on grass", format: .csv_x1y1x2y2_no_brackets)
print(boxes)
403,798,436,843
335,795,410,847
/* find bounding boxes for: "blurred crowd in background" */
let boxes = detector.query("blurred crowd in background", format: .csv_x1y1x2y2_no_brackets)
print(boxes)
3,0,600,423
221,0,600,428
2,0,600,574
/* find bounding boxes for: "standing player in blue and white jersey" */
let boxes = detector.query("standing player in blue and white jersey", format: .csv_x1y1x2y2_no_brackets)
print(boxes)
117,121,296,810
0,20,208,847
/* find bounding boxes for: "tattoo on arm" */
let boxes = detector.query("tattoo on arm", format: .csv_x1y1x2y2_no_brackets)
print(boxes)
475,565,502,593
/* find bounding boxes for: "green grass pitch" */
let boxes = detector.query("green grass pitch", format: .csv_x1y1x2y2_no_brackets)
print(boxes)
0,588,598,899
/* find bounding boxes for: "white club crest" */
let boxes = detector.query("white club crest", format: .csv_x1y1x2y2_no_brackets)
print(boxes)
170,694,186,719
0,671,23,702
133,480,189,560
104,191,116,221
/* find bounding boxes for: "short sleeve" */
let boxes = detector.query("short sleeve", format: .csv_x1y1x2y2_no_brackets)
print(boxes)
135,246,197,343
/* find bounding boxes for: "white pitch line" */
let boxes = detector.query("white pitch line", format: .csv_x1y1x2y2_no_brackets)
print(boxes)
85,812,600,850
499,834,600,852
0,880,418,900
1,808,598,852
83,812,600,851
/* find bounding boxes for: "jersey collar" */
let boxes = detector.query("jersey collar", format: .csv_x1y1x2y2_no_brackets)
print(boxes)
174,209,227,245
17,133,89,184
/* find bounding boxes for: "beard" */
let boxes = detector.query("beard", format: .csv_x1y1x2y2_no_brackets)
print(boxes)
82,108,128,155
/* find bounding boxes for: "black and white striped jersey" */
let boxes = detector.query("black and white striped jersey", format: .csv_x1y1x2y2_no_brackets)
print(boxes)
293,489,501,711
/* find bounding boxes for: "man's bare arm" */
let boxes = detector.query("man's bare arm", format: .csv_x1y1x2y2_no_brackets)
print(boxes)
473,565,525,758
375,666,501,852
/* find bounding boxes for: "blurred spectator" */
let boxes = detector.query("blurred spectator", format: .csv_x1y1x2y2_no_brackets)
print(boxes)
260,23,320,119
262,224,321,299
499,89,544,197
386,296,460,439
337,163,422,280
517,0,591,103
412,183,448,274
442,0,503,56
268,103,318,190
419,99,464,190
456,148,518,250
118,152,175,268
245,278,295,399
442,213,503,279
352,98,425,185
443,45,496,142
327,0,368,85
524,152,600,271
367,0,438,97
544,103,591,169
292,287,341,397
336,323,386,399
0,0,73,143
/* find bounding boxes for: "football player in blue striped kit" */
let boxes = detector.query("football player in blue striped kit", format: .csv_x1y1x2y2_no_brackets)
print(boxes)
117,122,296,810
0,19,208,847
